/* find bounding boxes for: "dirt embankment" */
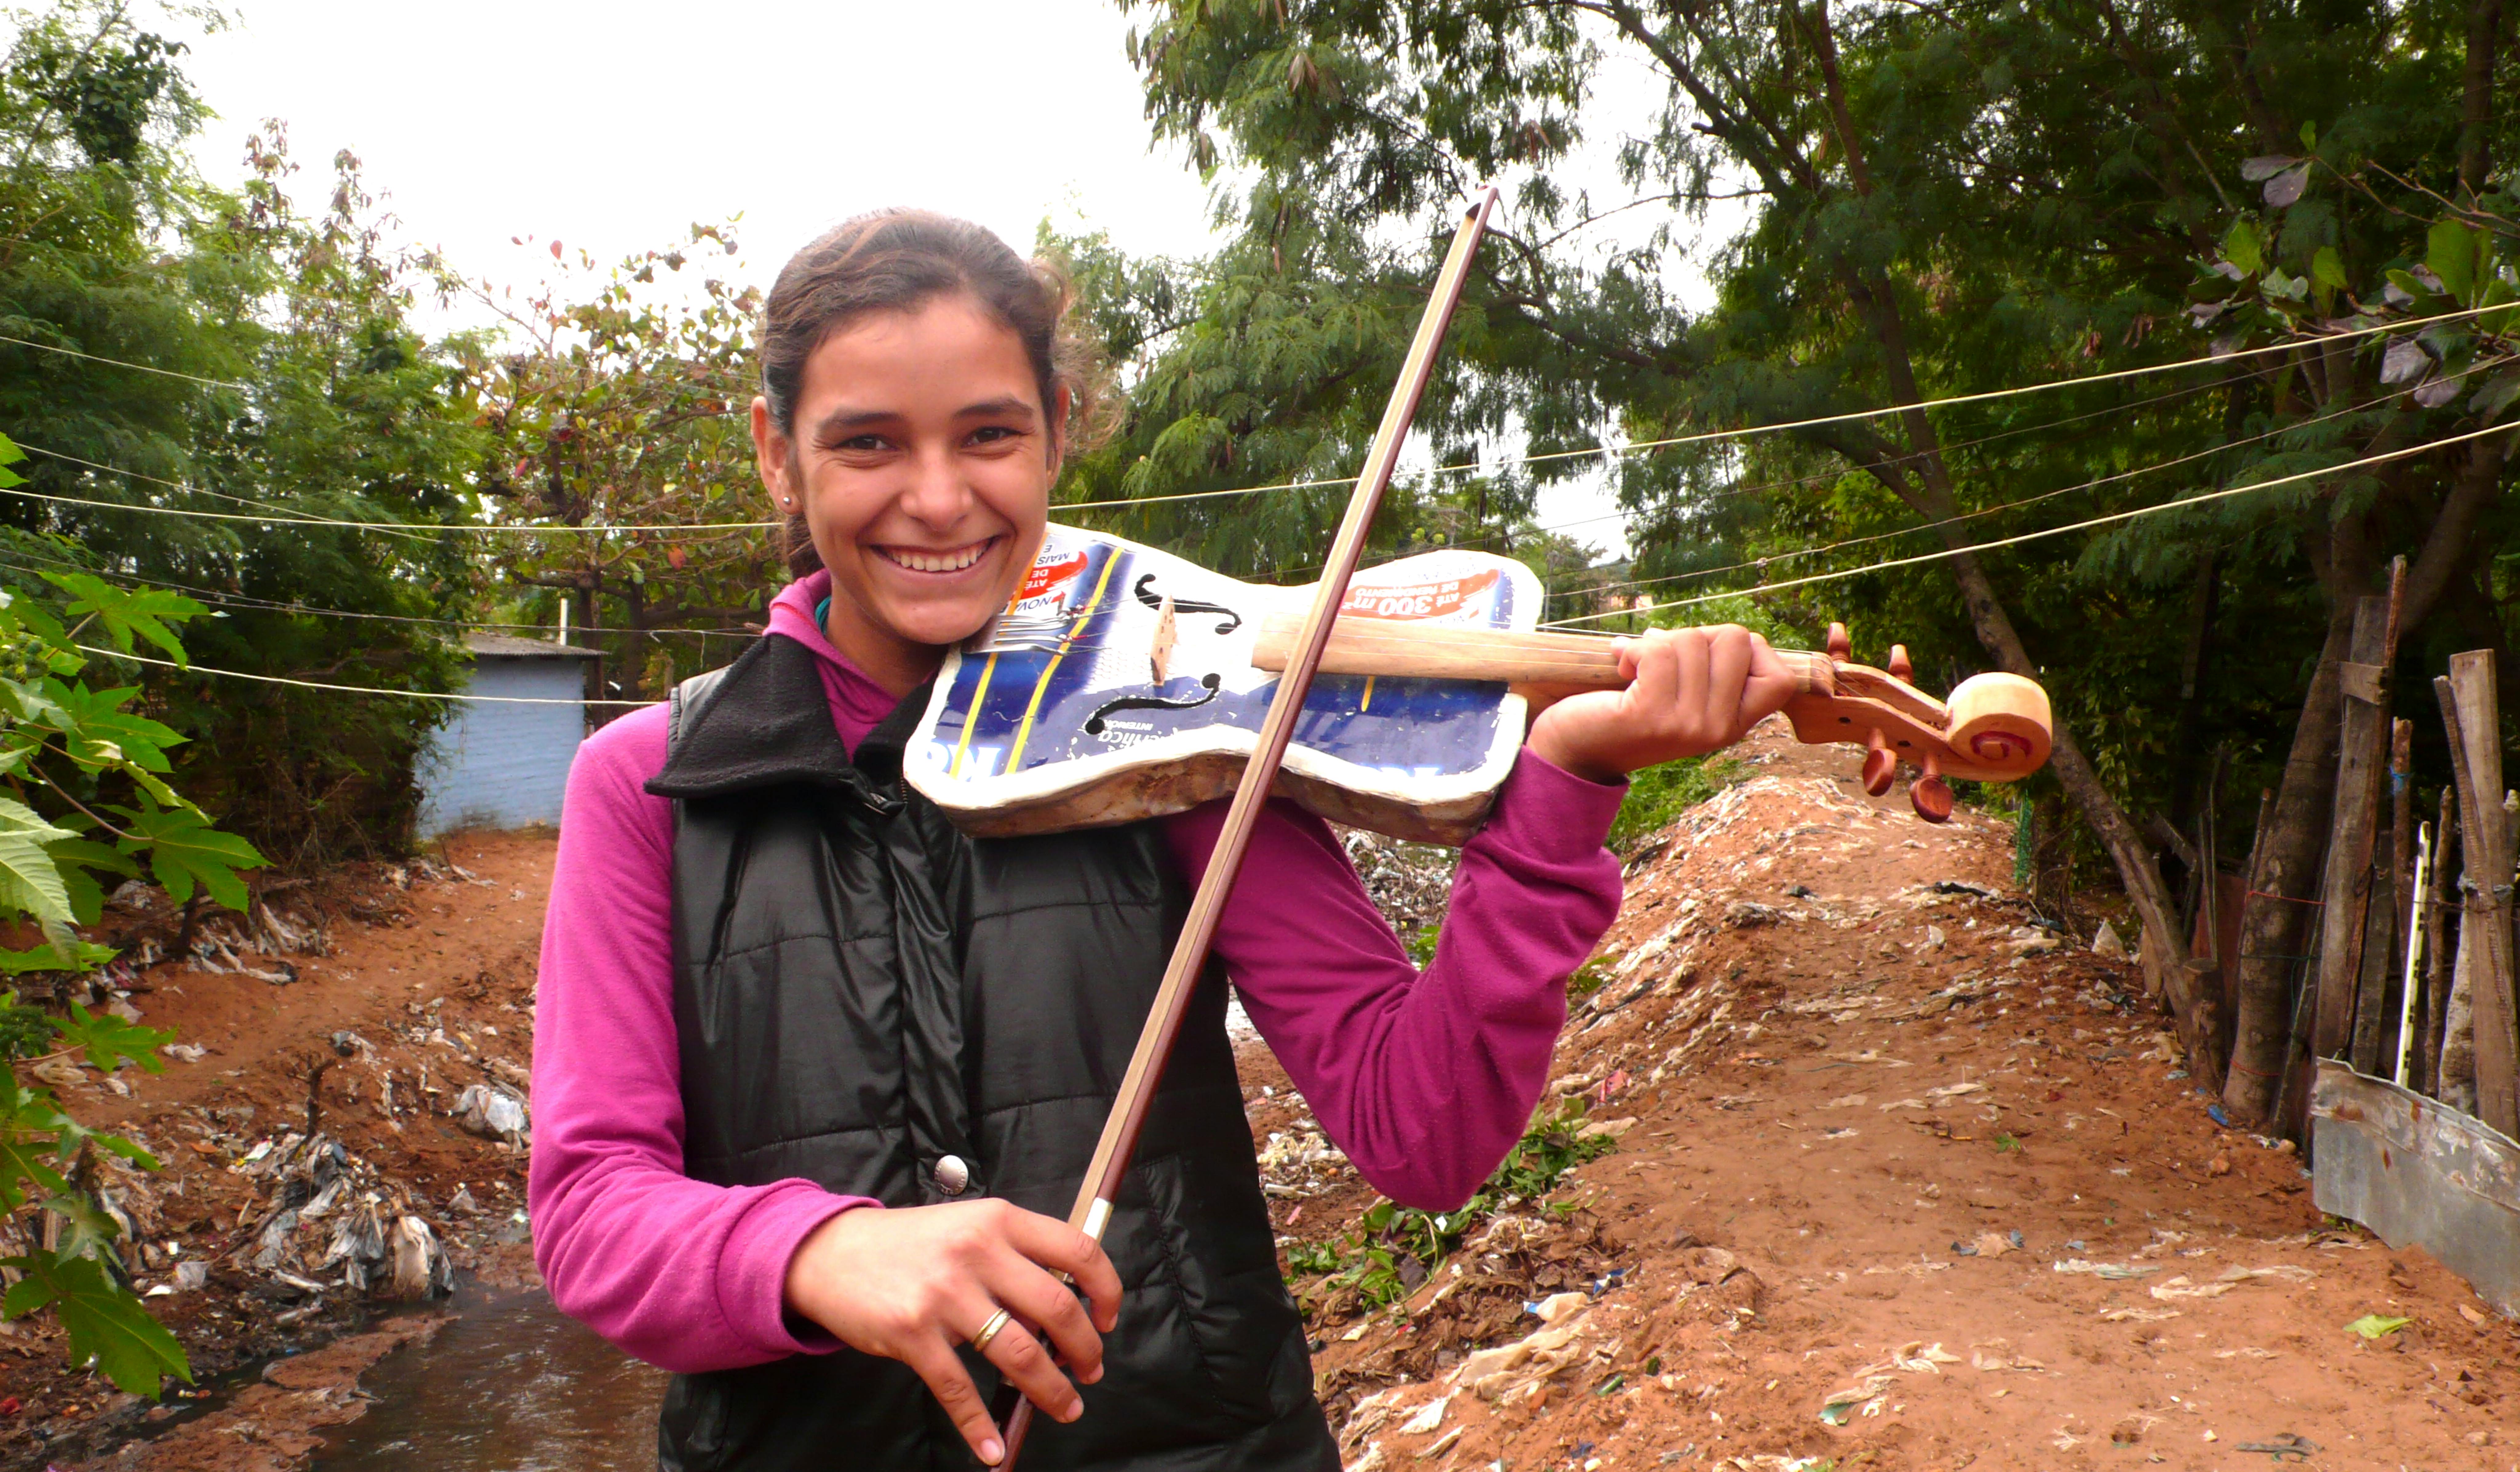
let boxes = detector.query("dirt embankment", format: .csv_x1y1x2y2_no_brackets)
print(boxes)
1,832,550,1471
1257,720,2520,1472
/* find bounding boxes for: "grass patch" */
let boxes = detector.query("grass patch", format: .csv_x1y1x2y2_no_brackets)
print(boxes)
1282,1096,1616,1307
1605,756,1743,854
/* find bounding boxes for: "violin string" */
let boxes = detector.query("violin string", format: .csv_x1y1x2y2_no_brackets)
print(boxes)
1537,418,2520,627
1558,362,2508,607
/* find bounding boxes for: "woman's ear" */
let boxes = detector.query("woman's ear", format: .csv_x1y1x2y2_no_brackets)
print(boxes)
751,397,795,511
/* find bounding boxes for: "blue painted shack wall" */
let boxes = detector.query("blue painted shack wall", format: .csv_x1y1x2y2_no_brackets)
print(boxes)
415,659,586,838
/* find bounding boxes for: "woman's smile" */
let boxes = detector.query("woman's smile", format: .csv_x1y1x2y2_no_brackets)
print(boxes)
874,536,1004,576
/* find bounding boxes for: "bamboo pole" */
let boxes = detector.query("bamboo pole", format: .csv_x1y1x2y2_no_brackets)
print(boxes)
2438,656,2518,1135
2312,597,2392,1060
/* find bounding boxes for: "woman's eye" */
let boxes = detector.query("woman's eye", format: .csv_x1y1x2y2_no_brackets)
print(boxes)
836,434,890,453
968,425,1030,446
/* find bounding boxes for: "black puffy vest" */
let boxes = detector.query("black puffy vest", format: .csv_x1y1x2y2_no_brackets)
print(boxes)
643,634,1337,1472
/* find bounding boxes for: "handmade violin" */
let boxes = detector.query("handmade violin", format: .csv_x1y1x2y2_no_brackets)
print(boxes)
903,524,2052,842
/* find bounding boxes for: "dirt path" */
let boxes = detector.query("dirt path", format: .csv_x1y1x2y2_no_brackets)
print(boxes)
15,723,2519,1471
1262,722,2520,1472
1,833,548,1470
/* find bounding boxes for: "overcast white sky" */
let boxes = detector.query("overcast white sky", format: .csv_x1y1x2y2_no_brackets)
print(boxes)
167,0,1649,556
177,0,1223,305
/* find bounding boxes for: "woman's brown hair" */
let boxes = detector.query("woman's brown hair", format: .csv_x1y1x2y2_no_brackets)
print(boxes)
759,209,1111,576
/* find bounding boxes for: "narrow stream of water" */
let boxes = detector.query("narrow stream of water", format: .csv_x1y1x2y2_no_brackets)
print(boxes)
310,1286,664,1471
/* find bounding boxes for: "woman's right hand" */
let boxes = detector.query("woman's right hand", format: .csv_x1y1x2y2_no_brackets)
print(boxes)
782,1199,1124,1465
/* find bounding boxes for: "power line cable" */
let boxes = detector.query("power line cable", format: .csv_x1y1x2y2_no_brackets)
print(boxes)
1540,420,2520,627
11,305,2486,534
1561,369,2485,605
0,548,745,640
0,332,254,392
73,643,656,707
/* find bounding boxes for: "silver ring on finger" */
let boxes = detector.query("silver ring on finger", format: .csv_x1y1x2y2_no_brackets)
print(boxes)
971,1307,1014,1354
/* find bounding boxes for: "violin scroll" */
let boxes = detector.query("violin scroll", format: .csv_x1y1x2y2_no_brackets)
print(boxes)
1790,624,2052,824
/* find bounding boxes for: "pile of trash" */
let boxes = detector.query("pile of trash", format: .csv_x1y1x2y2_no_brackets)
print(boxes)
225,1130,456,1318
1339,829,1456,953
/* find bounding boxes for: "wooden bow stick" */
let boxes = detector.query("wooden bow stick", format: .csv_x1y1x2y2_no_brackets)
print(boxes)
994,186,1501,1465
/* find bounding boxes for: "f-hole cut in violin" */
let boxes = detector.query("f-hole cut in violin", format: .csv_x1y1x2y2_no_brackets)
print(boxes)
1085,672,1222,735
1133,573,1241,634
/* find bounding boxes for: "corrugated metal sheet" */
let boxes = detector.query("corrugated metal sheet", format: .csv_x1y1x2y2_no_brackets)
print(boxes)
2311,1060,2520,1317
414,658,591,838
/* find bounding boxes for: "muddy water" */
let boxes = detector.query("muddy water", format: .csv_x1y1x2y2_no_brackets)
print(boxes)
311,1287,664,1471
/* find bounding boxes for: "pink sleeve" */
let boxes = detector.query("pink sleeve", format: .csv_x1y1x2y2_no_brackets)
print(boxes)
1164,750,1626,1210
527,704,871,1373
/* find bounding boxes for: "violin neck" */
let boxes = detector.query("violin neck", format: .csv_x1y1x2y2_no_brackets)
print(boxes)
1250,612,1834,694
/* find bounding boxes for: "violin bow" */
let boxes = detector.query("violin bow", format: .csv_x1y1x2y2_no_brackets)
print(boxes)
995,184,1501,1465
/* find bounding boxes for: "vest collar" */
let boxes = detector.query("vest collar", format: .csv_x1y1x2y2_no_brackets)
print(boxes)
645,634,931,800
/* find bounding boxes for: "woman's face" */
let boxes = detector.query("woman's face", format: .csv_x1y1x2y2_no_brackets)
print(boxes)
752,294,1059,693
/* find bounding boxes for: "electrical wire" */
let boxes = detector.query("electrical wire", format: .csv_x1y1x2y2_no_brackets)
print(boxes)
72,643,657,707
1562,365,2495,606
10,303,2494,535
1539,420,2520,627
0,332,254,392
0,547,745,641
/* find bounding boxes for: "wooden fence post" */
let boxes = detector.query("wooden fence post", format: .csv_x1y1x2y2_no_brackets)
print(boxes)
2439,654,2518,1136
2313,597,2393,1061
2351,720,2416,1072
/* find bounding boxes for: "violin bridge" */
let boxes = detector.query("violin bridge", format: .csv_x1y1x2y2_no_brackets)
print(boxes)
1150,595,1178,684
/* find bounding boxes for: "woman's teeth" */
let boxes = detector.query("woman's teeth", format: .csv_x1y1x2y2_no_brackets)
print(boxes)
880,542,991,573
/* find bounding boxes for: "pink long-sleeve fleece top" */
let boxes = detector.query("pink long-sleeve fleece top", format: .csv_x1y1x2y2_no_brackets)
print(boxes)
528,569,1628,1374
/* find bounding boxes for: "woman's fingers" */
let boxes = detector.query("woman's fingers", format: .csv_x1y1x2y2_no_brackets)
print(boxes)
983,1251,1107,1386
1000,1207,1124,1335
971,1307,1087,1425
1740,634,1802,726
904,1337,1010,1466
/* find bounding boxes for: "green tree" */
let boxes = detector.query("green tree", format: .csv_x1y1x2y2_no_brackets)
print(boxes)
474,226,778,707
0,430,263,1395
1097,0,2520,1120
2,6,489,869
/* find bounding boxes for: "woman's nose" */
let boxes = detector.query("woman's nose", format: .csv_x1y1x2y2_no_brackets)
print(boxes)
897,445,972,527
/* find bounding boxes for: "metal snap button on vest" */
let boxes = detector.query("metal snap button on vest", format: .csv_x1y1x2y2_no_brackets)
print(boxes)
932,1155,971,1197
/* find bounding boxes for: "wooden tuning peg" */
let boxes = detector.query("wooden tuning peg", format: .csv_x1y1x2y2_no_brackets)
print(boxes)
1826,622,1851,661
1910,752,1955,824
1861,729,1897,796
1887,643,1912,683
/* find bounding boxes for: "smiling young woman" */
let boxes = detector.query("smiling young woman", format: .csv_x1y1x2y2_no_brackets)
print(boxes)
528,210,1799,1472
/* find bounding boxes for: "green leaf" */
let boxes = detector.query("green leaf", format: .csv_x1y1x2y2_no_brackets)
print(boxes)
2471,369,2520,421
49,835,133,929
109,804,264,912
0,940,116,975
0,1084,75,1215
37,573,202,665
35,1193,122,1263
2311,246,2349,292
0,1248,190,1394
2220,219,2263,277
0,798,78,925
55,1003,170,1075
2428,220,2480,305
2346,1313,2411,1339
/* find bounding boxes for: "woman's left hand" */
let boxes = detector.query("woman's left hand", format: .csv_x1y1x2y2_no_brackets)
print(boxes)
1524,624,1801,783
